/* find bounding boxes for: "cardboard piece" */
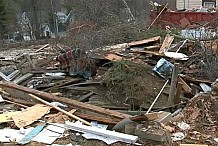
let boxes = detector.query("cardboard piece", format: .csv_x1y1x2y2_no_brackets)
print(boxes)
12,104,51,127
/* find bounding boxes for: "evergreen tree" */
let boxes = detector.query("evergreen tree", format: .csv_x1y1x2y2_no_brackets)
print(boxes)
0,0,15,38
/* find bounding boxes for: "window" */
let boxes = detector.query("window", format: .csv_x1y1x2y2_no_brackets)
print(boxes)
204,2,215,8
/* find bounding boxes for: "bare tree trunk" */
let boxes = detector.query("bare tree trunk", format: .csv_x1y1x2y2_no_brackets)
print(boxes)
31,0,40,39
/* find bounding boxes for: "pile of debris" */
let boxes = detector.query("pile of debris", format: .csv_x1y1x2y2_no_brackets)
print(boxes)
0,29,217,146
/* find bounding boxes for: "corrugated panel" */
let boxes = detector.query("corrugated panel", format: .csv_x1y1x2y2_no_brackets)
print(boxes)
177,0,202,10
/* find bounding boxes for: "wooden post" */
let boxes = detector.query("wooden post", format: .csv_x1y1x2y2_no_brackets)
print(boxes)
168,63,179,106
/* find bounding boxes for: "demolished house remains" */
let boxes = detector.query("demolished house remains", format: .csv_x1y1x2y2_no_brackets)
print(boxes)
0,2,218,146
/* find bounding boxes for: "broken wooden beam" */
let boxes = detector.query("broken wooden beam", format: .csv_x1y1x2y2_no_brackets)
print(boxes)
0,81,130,120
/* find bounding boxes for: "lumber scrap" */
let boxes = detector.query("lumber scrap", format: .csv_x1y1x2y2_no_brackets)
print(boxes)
43,78,81,92
29,94,91,126
78,92,94,102
131,50,165,57
174,82,183,104
178,77,192,93
128,36,160,47
25,54,36,70
144,45,161,50
105,54,122,61
35,44,49,52
181,76,213,84
0,81,130,120
2,94,36,106
159,34,174,54
4,99,28,108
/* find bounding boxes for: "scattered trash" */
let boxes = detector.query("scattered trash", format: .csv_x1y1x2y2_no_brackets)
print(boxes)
164,52,189,60
214,138,218,143
0,95,4,102
50,102,68,108
0,127,33,142
0,22,216,145
177,122,190,131
199,83,212,92
172,132,185,141
65,121,138,144
153,58,174,79
18,124,46,144
33,124,65,144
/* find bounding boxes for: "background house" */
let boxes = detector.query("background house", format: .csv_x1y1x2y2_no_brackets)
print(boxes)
176,0,217,10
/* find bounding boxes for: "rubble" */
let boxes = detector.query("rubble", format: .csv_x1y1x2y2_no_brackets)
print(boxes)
0,22,217,146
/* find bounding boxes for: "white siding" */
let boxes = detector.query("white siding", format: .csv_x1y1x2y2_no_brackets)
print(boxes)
176,0,202,10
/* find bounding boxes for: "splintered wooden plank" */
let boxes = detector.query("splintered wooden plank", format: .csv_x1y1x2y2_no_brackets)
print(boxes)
0,81,130,120
105,54,122,61
178,77,192,93
128,36,160,47
159,34,174,54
